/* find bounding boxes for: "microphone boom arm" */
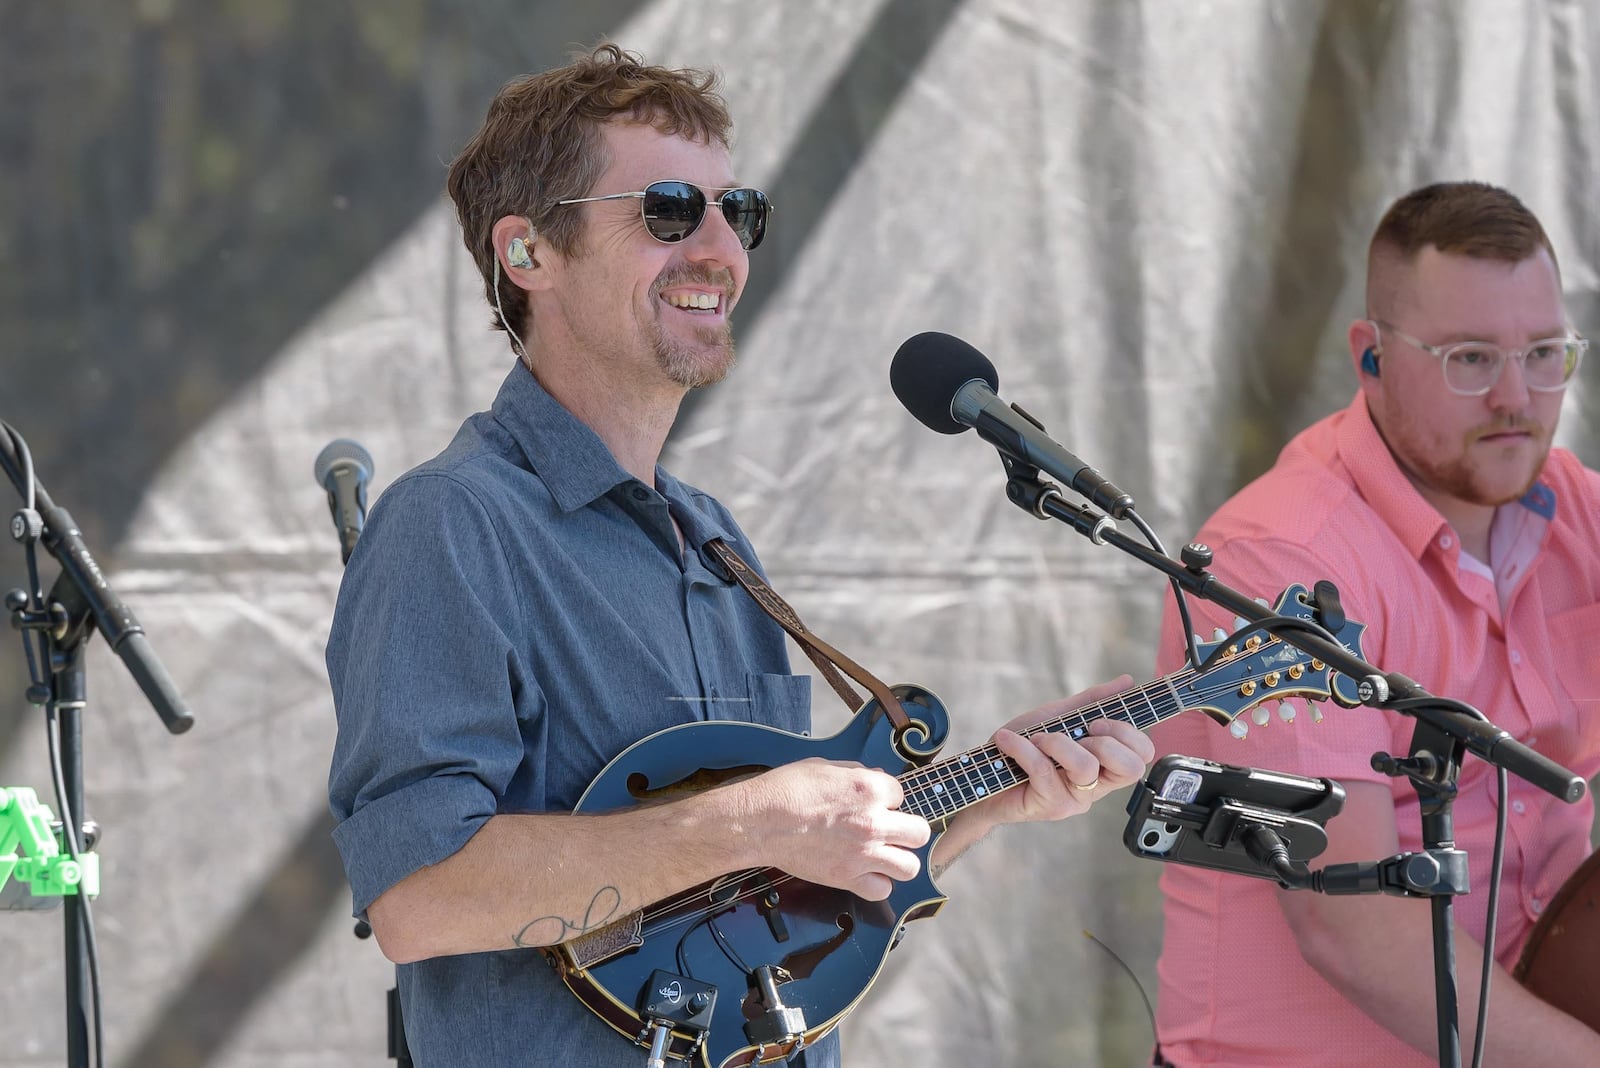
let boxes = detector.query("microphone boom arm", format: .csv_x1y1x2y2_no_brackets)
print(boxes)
1006,461,1583,804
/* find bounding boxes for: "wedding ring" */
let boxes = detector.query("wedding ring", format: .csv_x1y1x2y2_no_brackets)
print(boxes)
1070,776,1100,791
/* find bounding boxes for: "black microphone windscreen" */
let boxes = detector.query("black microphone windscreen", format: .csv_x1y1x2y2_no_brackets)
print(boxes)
890,332,1000,435
314,438,375,488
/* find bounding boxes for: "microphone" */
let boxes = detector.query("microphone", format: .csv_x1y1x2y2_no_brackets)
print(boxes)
890,331,1135,517
314,439,374,564
0,423,195,734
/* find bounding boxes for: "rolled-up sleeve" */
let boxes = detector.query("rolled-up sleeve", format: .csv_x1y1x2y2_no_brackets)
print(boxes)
326,470,537,916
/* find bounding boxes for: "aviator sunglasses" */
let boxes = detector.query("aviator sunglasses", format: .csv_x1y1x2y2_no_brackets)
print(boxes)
556,180,771,250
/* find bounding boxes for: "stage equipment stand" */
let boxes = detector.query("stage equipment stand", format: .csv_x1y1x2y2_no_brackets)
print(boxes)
1,420,194,1068
313,439,412,1066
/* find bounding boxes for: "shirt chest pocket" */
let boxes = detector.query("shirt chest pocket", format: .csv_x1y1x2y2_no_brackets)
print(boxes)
744,672,812,733
1548,602,1600,752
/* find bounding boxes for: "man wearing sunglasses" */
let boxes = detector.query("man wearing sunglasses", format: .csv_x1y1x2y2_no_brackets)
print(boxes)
1148,182,1600,1067
325,43,1152,1068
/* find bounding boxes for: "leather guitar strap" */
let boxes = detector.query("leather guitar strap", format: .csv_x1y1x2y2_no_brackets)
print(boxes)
705,538,910,732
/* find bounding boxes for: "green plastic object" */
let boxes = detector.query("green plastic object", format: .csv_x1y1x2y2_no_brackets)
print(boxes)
0,786,99,900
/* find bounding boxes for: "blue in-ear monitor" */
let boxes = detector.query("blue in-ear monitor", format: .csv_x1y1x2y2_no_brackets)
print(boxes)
1360,346,1380,376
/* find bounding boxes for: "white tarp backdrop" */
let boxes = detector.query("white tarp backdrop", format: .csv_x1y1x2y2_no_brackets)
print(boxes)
2,2,1596,1066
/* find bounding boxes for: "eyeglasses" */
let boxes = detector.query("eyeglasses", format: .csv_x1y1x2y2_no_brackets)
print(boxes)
555,180,771,251
1372,319,1587,396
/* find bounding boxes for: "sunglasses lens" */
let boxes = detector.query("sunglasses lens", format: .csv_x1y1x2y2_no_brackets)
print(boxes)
640,181,705,243
720,188,769,251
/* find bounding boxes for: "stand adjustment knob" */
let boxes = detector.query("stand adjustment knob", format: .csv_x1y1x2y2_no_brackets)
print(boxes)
1357,675,1390,706
10,508,42,542
1403,852,1442,890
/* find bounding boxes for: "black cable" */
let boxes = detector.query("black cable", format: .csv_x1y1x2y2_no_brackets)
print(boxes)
675,906,755,978
1384,695,1491,723
1239,823,1316,890
1469,766,1508,1068
706,913,755,975
3,420,39,511
1121,508,1346,678
1082,927,1159,1055
46,704,105,1068
1126,507,1204,672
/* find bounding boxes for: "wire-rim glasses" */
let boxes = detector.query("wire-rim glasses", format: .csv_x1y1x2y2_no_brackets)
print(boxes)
555,179,771,251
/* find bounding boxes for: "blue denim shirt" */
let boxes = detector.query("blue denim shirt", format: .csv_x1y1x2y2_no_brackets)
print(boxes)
326,365,838,1067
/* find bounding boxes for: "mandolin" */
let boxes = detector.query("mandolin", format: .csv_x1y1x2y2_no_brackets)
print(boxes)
1513,847,1600,1032
546,584,1367,1067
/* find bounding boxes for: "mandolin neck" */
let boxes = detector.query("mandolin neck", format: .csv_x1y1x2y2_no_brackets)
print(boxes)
898,673,1188,824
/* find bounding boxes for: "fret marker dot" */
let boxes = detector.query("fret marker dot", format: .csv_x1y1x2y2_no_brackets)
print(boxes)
932,783,944,794
975,786,987,796
1071,727,1086,739
991,760,1005,772
959,754,972,764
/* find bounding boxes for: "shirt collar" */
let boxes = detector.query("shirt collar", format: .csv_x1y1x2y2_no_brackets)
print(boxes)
488,366,741,555
1336,393,1557,561
1337,395,1454,561
654,467,738,553
489,364,633,512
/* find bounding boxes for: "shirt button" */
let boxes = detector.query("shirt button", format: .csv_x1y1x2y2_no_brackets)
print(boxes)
1439,533,1453,549
1511,800,1526,814
631,486,650,501
1531,898,1544,914
1509,649,1522,665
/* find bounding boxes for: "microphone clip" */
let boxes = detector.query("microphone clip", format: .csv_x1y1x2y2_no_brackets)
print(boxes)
995,400,1058,506
997,435,1115,544
998,454,1113,546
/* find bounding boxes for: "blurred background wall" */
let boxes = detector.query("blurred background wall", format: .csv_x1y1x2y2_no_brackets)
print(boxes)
1,1,1595,1065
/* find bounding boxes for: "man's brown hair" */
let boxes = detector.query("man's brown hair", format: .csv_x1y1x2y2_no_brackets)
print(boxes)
1367,182,1558,316
446,43,733,349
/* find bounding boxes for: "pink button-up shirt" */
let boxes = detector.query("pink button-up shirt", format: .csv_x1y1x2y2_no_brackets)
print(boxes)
1149,395,1600,1067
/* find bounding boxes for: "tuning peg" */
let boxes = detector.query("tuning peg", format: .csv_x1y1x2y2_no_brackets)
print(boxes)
1229,719,1249,739
1310,702,1324,724
1213,628,1229,641
1251,705,1271,727
1192,632,1206,647
1255,597,1269,606
1234,616,1249,630
1276,700,1296,723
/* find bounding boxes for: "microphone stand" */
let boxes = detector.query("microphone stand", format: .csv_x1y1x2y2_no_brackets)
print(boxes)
312,439,411,1066
1,421,195,1068
997,455,1584,1068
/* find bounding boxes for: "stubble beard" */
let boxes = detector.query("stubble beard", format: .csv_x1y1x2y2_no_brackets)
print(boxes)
1396,419,1551,508
649,315,738,390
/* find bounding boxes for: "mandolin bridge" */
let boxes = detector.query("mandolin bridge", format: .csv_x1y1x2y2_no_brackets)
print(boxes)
563,910,645,969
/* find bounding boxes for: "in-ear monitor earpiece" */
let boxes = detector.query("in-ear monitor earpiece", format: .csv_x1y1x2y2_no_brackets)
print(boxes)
507,236,533,269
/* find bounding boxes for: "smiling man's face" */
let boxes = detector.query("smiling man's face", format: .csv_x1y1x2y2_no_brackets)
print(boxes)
546,120,750,392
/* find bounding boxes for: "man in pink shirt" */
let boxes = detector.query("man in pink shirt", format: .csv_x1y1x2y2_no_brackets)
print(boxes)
1149,182,1600,1067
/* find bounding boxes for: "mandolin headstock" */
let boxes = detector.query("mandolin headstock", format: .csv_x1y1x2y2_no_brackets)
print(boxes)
1174,583,1368,738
